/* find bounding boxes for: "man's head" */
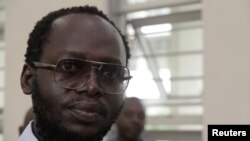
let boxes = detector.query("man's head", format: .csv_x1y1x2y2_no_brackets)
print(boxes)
20,6,131,141
116,97,146,141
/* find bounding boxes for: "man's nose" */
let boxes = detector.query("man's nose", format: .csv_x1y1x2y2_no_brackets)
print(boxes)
76,71,102,96
132,114,145,126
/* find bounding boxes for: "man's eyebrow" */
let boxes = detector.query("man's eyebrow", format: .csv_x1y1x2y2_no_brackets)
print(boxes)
61,50,122,65
100,57,122,65
61,50,86,59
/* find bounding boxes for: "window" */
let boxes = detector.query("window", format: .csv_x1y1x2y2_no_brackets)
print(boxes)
109,0,203,140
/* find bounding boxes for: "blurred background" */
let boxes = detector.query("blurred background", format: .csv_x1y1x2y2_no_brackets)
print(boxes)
0,0,250,141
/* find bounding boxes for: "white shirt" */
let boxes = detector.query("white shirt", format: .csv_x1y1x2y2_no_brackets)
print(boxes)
19,121,38,141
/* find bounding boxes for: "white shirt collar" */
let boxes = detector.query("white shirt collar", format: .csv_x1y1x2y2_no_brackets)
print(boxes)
19,121,38,141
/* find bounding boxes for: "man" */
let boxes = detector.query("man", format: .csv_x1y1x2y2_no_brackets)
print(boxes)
20,5,131,141
108,97,147,141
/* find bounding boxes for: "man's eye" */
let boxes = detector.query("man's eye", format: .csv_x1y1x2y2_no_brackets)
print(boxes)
60,61,78,73
102,70,118,78
123,111,132,118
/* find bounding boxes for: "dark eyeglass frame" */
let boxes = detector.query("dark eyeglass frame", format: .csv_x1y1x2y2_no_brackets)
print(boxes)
32,58,132,94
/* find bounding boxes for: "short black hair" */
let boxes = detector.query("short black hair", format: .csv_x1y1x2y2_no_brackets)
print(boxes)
25,5,130,66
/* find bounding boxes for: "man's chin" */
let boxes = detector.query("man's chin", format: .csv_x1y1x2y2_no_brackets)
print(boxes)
35,115,112,141
58,122,110,139
57,110,112,139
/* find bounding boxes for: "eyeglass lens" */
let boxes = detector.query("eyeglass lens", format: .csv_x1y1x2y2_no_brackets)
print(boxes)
54,59,130,94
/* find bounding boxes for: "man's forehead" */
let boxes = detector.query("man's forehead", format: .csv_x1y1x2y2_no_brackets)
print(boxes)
51,13,110,30
41,13,126,66
124,100,144,110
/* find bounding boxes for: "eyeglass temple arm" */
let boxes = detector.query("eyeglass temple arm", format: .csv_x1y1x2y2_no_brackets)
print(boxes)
123,76,132,80
33,62,56,69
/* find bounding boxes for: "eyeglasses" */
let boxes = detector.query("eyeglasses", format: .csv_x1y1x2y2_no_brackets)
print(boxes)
32,58,132,94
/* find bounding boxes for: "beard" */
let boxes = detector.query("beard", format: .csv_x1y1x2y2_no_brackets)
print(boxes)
31,79,121,141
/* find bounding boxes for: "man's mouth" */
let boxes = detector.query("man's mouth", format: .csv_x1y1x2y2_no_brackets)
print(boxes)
68,101,107,123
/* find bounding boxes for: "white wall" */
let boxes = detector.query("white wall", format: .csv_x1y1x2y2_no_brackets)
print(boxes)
4,1,108,140
203,0,250,141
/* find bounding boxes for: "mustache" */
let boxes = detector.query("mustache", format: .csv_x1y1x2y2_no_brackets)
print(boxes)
67,96,108,117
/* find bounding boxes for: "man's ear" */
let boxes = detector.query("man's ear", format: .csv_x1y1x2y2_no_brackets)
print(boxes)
20,64,34,95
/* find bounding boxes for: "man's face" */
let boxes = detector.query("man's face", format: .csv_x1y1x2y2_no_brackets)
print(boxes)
30,14,126,140
116,99,145,140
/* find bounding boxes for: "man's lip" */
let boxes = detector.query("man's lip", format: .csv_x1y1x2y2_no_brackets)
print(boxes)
69,109,100,122
129,126,143,133
68,102,106,122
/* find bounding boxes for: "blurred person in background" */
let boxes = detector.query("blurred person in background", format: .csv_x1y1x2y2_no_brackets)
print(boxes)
19,107,34,135
108,97,151,141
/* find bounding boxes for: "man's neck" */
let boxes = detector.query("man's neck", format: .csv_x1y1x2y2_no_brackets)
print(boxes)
32,120,45,141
